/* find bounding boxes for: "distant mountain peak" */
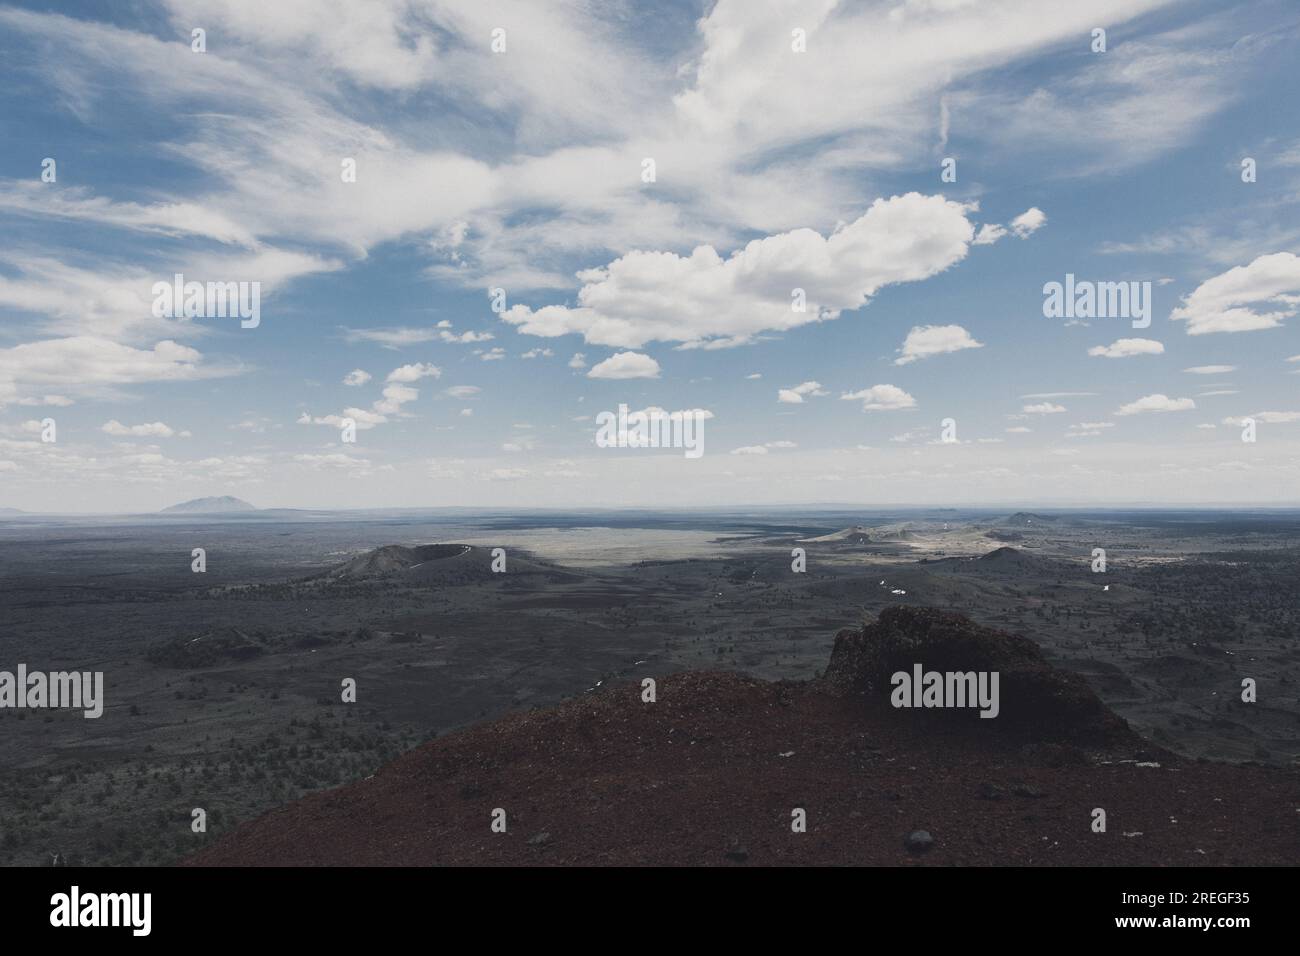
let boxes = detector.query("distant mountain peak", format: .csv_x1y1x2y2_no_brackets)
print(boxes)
161,496,257,514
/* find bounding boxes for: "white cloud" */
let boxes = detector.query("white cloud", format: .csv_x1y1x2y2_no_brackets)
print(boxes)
1224,411,1300,424
1009,207,1047,238
1116,393,1196,415
386,362,441,383
343,327,441,348
0,337,231,400
502,194,988,349
293,453,372,471
1171,252,1300,334
343,368,372,386
587,352,661,380
101,420,176,438
777,381,828,403
1087,337,1164,358
14,394,73,407
1066,420,1115,438
373,383,418,415
440,329,494,344
444,385,480,399
730,440,796,455
1183,365,1236,374
895,324,983,365
1022,402,1067,414
297,407,386,430
0,181,258,246
841,384,916,411
567,353,587,369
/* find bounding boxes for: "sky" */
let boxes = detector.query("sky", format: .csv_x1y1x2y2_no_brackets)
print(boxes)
1,0,1299,512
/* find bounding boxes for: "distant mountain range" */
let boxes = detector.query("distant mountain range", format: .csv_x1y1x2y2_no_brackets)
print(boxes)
160,496,257,514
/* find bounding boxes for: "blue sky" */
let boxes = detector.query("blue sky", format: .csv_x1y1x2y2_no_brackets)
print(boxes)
1,0,1299,511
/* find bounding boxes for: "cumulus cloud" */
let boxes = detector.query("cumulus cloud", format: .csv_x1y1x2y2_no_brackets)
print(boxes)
1171,252,1300,334
101,420,175,438
0,338,229,399
386,362,441,383
1010,207,1047,238
440,329,494,344
297,407,386,430
777,381,828,403
373,383,418,415
587,351,661,379
304,363,438,430
1022,402,1067,414
343,368,371,386
840,384,916,411
895,324,984,364
567,353,587,369
502,194,991,349
1116,393,1196,415
1087,337,1164,358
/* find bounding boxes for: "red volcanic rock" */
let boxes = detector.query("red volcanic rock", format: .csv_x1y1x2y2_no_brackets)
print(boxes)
183,609,1299,867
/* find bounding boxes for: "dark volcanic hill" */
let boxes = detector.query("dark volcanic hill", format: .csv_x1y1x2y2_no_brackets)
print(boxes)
161,495,257,514
183,607,1298,866
327,543,469,578
977,545,1037,565
320,543,585,587
1000,511,1058,527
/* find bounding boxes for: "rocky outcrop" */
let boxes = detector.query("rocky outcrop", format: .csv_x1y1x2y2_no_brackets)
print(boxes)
823,605,1130,743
